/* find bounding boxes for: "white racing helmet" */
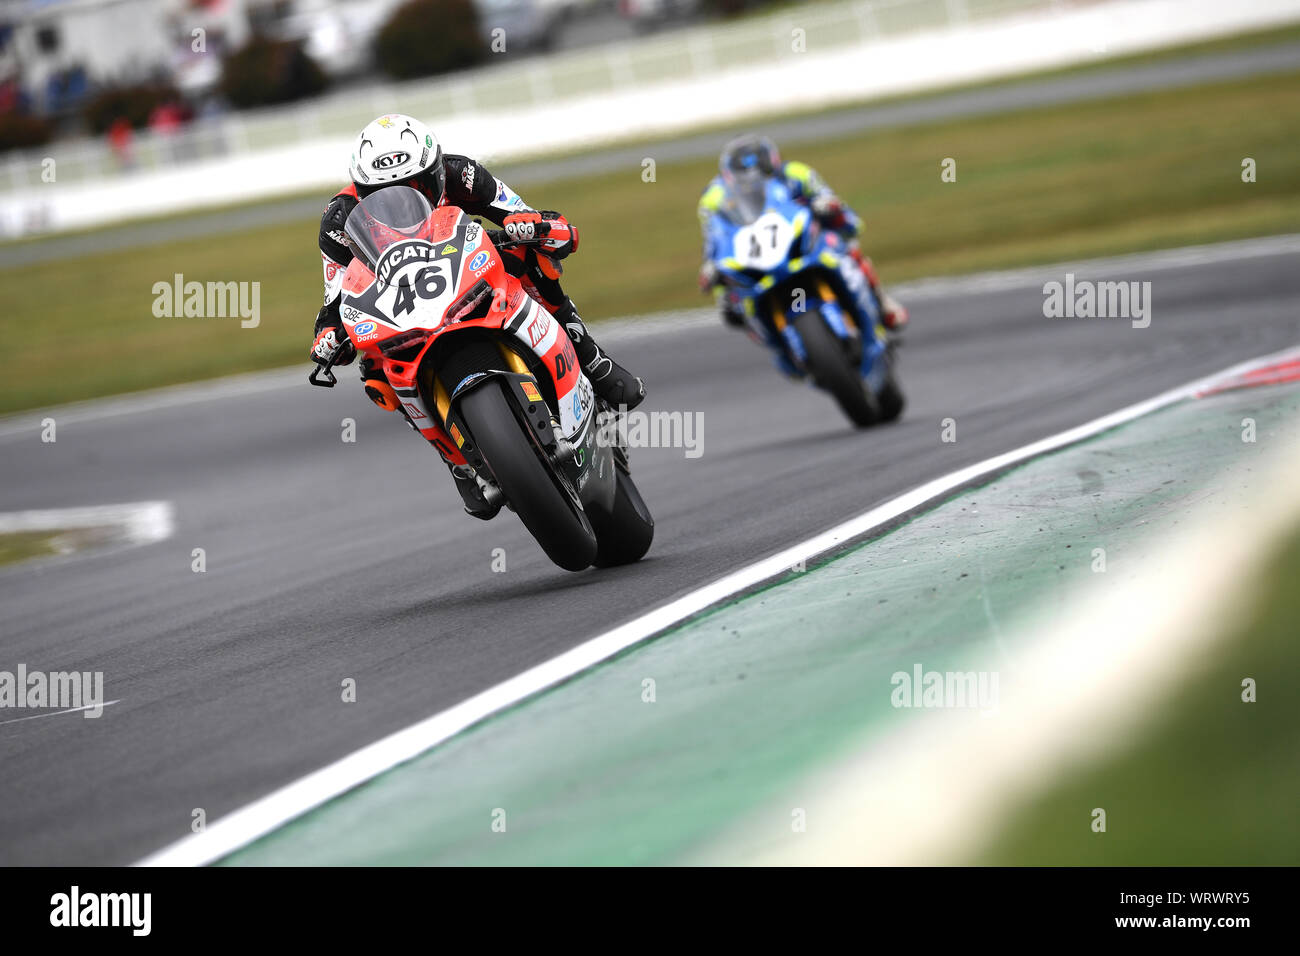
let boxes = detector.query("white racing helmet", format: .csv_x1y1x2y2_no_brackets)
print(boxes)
349,113,446,201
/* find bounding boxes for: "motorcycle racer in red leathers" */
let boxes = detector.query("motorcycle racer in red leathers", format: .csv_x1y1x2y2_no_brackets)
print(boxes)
309,114,645,519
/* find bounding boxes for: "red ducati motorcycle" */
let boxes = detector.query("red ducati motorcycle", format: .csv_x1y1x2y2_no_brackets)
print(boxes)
310,186,654,572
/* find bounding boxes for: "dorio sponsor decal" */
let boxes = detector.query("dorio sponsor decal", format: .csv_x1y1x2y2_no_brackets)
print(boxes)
353,321,377,338
469,251,490,273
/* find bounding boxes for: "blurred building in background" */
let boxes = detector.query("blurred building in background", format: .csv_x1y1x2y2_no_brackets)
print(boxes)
0,0,792,202
5,0,1298,240
0,0,751,144
2,0,174,114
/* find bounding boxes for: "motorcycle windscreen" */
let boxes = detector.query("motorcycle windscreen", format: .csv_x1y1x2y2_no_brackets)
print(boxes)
723,172,771,225
344,186,436,271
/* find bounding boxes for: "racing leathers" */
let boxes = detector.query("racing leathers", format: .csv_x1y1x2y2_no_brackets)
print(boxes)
311,155,644,520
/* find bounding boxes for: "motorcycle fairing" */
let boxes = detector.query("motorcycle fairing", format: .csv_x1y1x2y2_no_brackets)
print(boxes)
339,204,596,464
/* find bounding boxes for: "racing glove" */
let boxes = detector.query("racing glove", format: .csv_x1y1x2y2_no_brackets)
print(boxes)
810,193,841,219
810,193,858,237
310,325,356,366
503,211,578,259
698,261,720,293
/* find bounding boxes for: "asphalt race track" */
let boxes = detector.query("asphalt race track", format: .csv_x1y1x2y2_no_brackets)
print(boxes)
1,241,1298,863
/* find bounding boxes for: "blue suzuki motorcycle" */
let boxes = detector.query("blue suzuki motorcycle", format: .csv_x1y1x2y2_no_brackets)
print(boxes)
706,177,904,427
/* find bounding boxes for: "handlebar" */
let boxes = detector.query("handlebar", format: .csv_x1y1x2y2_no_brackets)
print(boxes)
487,227,557,252
309,358,339,387
486,228,531,251
309,335,347,387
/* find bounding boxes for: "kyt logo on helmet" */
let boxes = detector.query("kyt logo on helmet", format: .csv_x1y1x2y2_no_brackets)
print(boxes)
372,151,410,170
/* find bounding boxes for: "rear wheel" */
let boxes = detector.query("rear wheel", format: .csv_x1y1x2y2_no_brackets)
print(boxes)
877,348,906,423
793,311,877,427
458,380,597,571
589,457,654,567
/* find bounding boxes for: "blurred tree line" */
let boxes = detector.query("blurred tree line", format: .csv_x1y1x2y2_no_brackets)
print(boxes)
2,0,789,151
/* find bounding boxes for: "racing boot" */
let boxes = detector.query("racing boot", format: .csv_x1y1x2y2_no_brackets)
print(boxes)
449,463,501,521
854,250,908,331
556,299,646,410
878,290,908,331
718,287,746,328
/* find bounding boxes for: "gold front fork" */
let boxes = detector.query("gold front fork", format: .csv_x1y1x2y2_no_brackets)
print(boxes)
817,279,858,334
497,340,531,375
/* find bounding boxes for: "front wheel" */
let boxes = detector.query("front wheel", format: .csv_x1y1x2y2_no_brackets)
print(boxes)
589,458,654,567
877,347,906,423
458,380,597,571
793,311,878,427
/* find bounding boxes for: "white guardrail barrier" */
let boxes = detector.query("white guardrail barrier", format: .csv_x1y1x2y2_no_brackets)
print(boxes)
2,0,1052,192
3,0,1298,237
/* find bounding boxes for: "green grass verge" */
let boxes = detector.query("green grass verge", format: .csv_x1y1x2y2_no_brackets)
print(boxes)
0,531,65,567
974,518,1300,865
599,69,1300,303
3,69,1298,414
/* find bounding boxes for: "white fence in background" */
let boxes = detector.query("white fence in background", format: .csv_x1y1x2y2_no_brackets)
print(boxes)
5,0,1299,237
3,0,1056,194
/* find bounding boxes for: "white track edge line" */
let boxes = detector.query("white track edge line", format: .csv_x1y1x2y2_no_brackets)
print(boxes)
0,700,121,727
0,501,174,545
134,341,1300,867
